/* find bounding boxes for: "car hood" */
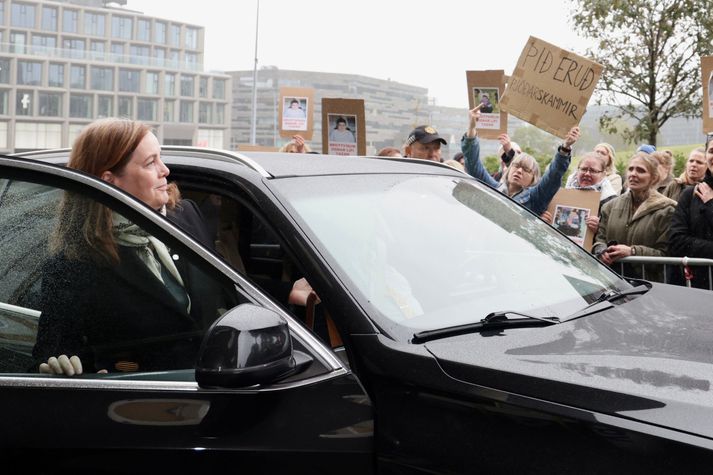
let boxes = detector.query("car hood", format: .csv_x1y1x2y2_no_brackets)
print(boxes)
425,282,713,439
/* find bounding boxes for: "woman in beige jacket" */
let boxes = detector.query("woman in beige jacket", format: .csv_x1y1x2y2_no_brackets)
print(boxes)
592,152,677,281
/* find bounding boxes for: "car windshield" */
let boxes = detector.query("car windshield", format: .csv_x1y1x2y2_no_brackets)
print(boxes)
273,173,628,334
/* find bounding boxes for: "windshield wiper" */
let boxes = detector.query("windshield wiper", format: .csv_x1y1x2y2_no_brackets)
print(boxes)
567,284,651,320
412,310,559,344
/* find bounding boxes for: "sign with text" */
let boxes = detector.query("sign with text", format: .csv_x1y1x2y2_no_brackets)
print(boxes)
322,98,366,156
279,87,315,140
545,188,601,251
500,36,603,139
466,70,507,139
702,56,713,133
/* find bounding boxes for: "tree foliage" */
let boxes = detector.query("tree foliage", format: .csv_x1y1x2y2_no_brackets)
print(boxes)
571,0,713,146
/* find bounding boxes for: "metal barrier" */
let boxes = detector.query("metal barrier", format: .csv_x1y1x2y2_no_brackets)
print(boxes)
612,256,713,289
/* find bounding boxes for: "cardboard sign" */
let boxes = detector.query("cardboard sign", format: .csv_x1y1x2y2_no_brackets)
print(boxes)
235,144,279,152
466,70,507,139
546,188,601,250
500,36,603,139
702,56,713,133
279,87,315,140
322,98,366,156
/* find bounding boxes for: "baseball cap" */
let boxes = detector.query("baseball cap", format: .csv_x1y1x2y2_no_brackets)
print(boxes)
637,144,656,154
406,125,447,146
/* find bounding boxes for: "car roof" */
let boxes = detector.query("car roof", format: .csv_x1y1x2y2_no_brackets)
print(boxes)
11,147,467,179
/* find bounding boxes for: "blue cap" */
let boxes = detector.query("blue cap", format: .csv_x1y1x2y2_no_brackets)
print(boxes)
637,144,656,154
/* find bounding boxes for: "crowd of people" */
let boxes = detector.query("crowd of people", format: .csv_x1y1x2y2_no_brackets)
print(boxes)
379,107,713,289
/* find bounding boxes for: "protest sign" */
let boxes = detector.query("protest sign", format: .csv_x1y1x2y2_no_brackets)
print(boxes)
702,56,713,133
466,70,507,139
545,188,601,250
236,144,279,152
500,36,603,139
279,87,315,140
322,98,366,156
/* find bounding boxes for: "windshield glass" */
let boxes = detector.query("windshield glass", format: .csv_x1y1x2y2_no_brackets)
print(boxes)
274,174,627,334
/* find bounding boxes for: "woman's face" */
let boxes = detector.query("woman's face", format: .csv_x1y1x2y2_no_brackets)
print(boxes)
594,146,611,168
108,133,170,209
627,157,653,193
507,159,534,188
685,152,706,181
577,157,605,187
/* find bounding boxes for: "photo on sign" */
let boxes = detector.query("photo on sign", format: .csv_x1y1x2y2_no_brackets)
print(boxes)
708,71,713,119
553,204,590,246
282,97,308,131
327,114,357,155
472,87,500,114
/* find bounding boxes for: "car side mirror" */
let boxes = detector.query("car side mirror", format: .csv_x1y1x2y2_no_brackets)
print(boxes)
196,304,300,388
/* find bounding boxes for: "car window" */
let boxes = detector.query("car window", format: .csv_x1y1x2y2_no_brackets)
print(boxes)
0,176,245,377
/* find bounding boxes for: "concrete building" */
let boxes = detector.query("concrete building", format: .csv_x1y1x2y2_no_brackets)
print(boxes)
0,0,230,152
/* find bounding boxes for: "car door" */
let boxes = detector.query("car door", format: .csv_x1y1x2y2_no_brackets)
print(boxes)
0,158,373,474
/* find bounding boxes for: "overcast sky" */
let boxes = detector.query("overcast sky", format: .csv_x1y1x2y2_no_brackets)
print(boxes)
129,0,594,108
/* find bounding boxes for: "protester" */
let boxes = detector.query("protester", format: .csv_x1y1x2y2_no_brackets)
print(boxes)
592,152,677,281
651,150,675,193
404,125,447,162
668,155,713,289
443,159,465,171
377,147,402,158
493,134,521,181
562,151,618,233
662,148,707,202
452,152,465,166
594,143,622,194
461,106,579,215
279,134,311,153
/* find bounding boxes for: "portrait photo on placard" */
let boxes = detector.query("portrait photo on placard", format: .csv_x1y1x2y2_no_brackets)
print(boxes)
472,87,500,114
553,205,590,246
327,113,357,155
282,96,308,131
708,71,713,119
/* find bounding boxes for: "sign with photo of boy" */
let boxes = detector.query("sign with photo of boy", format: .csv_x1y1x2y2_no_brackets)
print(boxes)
322,98,366,156
466,70,507,139
702,56,713,133
545,188,601,250
279,87,315,140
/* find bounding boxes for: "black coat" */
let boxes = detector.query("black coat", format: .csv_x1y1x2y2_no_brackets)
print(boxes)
668,186,713,289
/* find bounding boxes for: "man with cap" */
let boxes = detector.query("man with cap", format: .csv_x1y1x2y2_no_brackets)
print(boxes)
404,125,447,162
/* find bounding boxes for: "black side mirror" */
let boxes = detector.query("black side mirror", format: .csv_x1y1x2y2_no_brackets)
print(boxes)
196,304,298,388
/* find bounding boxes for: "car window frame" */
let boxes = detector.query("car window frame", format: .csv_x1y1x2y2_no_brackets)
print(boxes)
0,156,347,392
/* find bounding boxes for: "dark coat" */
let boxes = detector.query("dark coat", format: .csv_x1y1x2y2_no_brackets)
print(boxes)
668,185,713,289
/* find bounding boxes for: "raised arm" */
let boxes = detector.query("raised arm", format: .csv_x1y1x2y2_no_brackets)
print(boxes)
461,106,500,189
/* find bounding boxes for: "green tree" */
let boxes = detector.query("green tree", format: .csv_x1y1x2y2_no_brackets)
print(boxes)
571,0,713,146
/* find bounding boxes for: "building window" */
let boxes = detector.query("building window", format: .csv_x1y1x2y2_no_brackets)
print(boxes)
180,75,194,97
118,96,133,118
137,98,157,121
145,71,159,95
112,16,132,40
70,65,86,89
39,92,62,117
118,68,140,92
69,94,92,118
111,42,124,61
199,77,208,98
41,6,57,31
164,73,176,96
89,40,105,60
163,100,175,122
168,49,179,67
16,90,33,116
197,129,224,149
62,38,85,59
97,95,113,118
85,12,105,36
48,63,64,87
213,79,226,100
31,34,56,54
62,9,78,33
179,100,193,122
17,61,42,85
169,24,180,46
16,122,61,149
11,3,35,28
215,104,225,125
185,27,198,49
0,2,4,24
0,59,12,84
91,66,114,91
0,91,9,115
154,21,166,44
185,52,198,68
153,47,165,66
10,31,27,54
129,45,150,65
137,19,150,42
198,102,212,124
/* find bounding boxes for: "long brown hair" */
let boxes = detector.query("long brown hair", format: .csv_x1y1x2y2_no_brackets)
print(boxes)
51,118,179,265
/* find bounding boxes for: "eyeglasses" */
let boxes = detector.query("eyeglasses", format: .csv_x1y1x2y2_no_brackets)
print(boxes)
578,167,604,175
511,162,533,174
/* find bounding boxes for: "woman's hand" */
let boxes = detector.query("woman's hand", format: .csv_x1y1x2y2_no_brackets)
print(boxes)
540,210,553,223
564,126,580,148
498,134,512,154
585,215,600,233
292,135,306,153
601,243,631,264
288,278,320,306
466,105,483,138
39,355,83,376
695,182,713,204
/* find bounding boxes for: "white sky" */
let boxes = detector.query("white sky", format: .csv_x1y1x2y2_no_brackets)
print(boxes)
129,0,594,108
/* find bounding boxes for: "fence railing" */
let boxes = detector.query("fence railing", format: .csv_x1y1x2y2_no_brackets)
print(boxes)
612,256,713,289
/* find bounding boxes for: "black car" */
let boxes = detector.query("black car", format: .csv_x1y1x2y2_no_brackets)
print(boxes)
1,148,713,474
